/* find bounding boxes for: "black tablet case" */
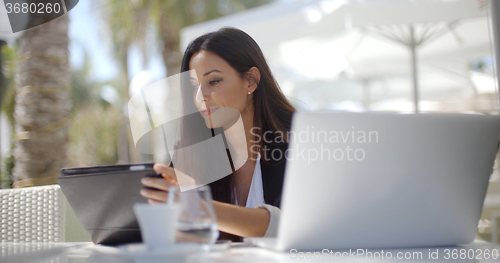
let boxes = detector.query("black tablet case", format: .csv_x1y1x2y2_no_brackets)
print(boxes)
57,163,157,245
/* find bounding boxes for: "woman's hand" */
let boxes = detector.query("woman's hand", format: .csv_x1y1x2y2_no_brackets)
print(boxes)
141,164,271,237
140,163,178,204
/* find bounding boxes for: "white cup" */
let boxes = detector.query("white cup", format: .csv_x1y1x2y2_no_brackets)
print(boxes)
133,203,181,250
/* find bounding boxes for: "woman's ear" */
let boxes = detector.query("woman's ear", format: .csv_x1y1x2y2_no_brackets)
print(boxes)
245,67,261,92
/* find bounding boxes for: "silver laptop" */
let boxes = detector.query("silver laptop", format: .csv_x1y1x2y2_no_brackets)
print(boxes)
248,112,500,251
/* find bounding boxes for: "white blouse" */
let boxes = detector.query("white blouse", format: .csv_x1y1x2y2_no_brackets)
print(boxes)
235,153,265,208
234,153,281,237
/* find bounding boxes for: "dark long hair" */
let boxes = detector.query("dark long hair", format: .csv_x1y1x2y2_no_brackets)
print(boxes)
178,27,295,239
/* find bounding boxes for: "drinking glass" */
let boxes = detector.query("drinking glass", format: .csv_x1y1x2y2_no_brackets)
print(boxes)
172,185,219,244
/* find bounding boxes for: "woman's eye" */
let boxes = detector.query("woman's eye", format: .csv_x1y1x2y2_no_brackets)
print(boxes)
209,79,221,85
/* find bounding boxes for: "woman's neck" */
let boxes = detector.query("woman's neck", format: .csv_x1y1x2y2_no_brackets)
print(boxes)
222,106,256,170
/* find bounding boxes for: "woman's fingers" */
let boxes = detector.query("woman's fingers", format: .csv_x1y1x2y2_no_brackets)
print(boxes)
140,188,168,202
141,177,176,192
153,164,178,183
140,164,181,204
148,199,165,205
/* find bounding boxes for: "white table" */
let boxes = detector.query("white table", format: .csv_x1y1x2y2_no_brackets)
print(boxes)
2,240,500,263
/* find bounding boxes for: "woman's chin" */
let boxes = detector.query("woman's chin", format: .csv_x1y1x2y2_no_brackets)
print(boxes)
200,107,240,129
203,118,222,129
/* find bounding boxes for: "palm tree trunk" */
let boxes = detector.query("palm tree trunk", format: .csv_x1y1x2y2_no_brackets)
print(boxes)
159,13,182,77
12,14,71,187
154,12,183,164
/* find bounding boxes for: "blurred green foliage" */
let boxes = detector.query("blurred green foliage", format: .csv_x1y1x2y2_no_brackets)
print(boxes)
67,47,121,168
1,43,17,189
67,104,120,167
1,43,17,126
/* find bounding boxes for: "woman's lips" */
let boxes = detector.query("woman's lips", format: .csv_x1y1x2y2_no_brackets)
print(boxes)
200,107,219,116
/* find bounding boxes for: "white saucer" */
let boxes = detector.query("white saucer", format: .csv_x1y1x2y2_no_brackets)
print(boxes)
118,243,210,261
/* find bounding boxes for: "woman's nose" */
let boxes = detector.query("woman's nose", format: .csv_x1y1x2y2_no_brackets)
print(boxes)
195,84,209,103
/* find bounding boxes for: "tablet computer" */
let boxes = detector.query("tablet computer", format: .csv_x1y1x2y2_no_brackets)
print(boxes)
60,163,157,176
57,163,160,245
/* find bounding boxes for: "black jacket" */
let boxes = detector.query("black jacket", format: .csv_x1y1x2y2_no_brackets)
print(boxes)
260,142,288,208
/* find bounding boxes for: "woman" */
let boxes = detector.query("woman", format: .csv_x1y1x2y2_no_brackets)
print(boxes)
140,27,295,240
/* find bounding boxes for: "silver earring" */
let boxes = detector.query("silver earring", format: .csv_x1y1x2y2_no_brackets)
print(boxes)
248,91,251,94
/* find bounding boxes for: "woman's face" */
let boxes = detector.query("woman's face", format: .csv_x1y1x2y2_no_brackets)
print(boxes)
189,50,252,129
